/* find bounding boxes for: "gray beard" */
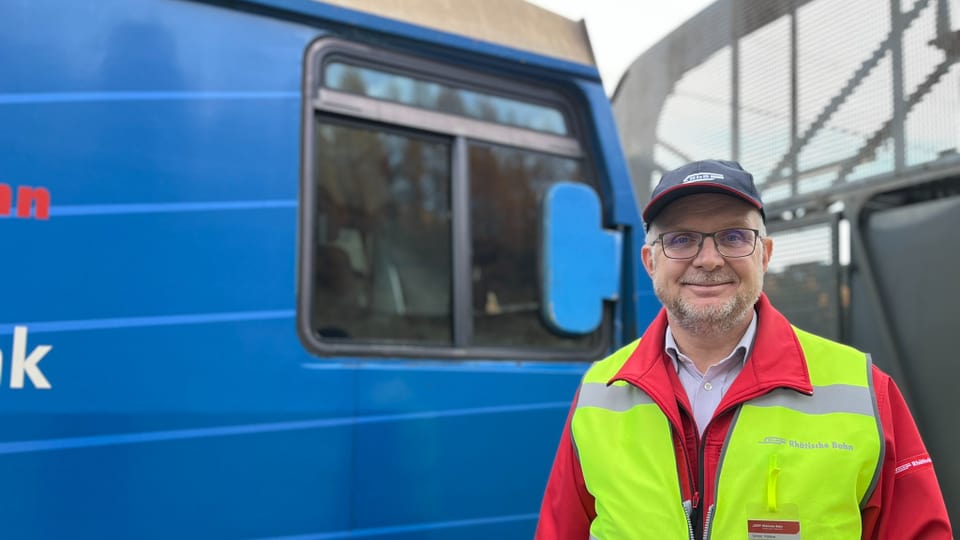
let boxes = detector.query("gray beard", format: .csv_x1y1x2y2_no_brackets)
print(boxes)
656,274,763,337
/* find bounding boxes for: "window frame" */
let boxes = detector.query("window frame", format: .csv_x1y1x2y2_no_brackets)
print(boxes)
298,37,612,360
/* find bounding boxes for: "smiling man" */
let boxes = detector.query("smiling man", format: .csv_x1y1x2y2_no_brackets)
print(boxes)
535,160,952,539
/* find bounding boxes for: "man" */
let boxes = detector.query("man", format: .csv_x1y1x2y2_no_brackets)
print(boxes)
535,160,952,539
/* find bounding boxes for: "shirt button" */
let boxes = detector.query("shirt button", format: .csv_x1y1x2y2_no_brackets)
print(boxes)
704,382,714,391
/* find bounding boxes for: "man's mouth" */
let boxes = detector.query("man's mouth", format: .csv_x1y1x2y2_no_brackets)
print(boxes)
681,277,734,287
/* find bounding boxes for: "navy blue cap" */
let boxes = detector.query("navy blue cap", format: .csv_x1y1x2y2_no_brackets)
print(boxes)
643,159,765,229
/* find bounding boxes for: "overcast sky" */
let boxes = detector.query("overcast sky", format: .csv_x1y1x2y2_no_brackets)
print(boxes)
526,0,716,95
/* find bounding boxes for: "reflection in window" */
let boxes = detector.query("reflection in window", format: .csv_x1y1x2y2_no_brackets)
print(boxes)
324,61,569,136
469,143,601,348
311,122,452,345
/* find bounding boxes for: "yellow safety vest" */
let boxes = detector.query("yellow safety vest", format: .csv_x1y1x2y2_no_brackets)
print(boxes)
571,328,882,539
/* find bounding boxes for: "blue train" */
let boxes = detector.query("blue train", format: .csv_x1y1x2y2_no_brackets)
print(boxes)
0,1,655,538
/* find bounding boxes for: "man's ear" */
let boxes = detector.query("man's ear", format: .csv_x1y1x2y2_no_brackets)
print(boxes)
760,235,773,272
641,243,656,277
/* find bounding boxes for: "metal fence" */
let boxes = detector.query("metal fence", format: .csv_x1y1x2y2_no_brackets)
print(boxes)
613,0,959,216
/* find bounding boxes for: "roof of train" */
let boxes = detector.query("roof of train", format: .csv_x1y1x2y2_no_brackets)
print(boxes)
317,0,596,66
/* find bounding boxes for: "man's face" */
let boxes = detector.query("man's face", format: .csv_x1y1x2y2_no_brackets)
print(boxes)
641,193,773,335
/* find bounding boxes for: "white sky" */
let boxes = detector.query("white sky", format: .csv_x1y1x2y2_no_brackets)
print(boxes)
526,0,717,95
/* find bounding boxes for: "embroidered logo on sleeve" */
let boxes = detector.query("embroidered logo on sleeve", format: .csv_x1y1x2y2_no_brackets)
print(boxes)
894,453,933,478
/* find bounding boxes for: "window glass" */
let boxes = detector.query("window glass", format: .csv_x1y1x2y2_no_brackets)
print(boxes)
310,122,452,345
324,61,569,136
302,40,610,358
468,142,600,348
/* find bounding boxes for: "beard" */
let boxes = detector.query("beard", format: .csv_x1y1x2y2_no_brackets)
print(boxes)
654,271,763,336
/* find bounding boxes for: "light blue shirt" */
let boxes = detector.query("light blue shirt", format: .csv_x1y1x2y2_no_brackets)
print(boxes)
665,311,758,436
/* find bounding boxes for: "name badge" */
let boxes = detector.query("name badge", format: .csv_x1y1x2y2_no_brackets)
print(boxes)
746,503,801,539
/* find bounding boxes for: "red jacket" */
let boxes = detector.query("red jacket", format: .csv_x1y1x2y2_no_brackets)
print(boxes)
536,294,952,539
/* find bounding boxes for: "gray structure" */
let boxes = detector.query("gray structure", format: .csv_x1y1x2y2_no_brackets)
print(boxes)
614,0,958,210
613,0,959,526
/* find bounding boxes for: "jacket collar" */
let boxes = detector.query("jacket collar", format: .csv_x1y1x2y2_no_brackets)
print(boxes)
610,294,813,425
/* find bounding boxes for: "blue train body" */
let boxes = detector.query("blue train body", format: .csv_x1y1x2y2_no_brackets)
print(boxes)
0,1,653,537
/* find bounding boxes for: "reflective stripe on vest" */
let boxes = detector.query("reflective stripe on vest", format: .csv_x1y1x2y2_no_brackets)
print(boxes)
707,328,882,539
572,329,882,540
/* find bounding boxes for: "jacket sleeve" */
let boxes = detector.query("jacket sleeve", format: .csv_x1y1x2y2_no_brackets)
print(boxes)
535,392,596,540
861,367,953,539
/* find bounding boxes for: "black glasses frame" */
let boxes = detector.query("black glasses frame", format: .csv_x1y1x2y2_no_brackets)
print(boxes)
651,228,761,260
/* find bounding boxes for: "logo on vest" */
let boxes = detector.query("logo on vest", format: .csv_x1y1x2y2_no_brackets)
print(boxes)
759,436,854,451
759,436,786,445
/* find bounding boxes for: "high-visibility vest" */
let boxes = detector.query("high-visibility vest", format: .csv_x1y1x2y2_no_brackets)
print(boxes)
572,328,882,539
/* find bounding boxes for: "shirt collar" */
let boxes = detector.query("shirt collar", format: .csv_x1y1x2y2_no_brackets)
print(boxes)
665,309,758,373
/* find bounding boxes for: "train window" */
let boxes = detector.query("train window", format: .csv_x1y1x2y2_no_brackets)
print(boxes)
299,39,607,359
311,122,452,345
323,61,569,135
468,142,595,349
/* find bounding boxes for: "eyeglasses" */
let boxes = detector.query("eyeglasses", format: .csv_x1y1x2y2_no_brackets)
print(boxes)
652,228,761,260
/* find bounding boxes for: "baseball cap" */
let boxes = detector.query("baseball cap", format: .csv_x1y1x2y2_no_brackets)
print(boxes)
642,159,765,229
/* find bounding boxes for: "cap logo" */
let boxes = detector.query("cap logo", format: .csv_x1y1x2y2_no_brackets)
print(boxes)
682,172,724,184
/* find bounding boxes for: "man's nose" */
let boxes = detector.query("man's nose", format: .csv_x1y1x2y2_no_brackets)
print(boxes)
693,237,725,271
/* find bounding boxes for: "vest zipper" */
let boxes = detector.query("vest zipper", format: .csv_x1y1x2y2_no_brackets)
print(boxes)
694,435,706,540
702,504,716,540
683,433,699,529
677,415,700,540
697,404,728,540
674,403,702,540
699,401,749,539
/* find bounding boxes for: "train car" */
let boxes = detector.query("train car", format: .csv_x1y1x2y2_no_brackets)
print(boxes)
0,1,649,538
